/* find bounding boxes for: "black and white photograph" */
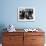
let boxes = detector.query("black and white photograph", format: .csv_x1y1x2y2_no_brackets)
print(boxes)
18,7,35,21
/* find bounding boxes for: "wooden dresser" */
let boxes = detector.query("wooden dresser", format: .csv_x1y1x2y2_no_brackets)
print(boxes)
2,31,45,46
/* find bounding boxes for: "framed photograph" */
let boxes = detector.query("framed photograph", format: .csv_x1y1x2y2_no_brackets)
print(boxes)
17,7,35,21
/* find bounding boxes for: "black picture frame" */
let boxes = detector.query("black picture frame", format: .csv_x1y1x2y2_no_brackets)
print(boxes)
18,7,35,21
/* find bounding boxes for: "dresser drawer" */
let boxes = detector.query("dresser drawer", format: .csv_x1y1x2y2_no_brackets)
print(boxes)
24,36,32,42
3,32,23,36
32,36,45,44
24,32,44,36
32,44,44,46
3,35,23,44
3,42,23,46
3,36,23,46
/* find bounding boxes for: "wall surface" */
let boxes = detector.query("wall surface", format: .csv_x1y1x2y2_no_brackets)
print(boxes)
0,0,46,30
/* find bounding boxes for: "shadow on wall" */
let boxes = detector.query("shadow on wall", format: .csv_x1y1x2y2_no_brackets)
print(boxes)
0,24,7,43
